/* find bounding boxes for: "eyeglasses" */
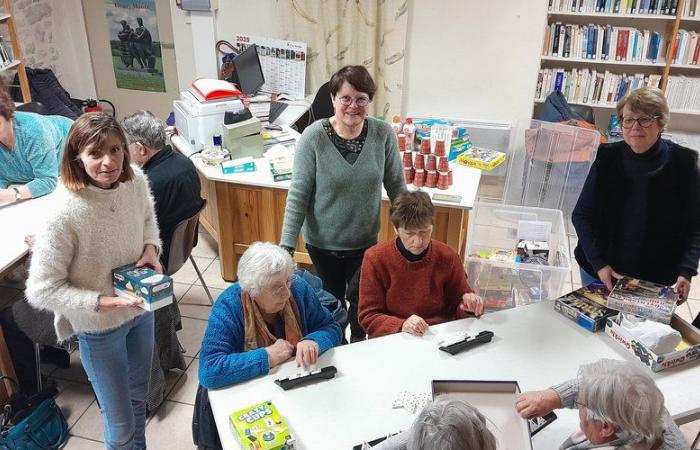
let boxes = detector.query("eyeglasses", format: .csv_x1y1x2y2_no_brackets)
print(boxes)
337,95,370,108
620,116,658,129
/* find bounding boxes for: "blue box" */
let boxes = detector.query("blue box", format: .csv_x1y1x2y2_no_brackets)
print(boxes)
112,264,174,311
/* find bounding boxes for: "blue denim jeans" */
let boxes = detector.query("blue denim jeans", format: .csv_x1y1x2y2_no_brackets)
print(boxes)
79,312,154,450
580,267,600,287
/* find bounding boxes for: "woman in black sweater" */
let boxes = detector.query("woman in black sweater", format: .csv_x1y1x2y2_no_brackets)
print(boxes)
572,87,700,308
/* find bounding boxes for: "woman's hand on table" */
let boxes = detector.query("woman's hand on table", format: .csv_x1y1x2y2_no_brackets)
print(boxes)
0,188,15,204
402,314,429,336
24,234,35,250
136,244,162,273
295,339,319,369
597,265,623,291
266,339,294,368
98,295,143,311
674,276,691,304
515,389,561,419
460,293,484,316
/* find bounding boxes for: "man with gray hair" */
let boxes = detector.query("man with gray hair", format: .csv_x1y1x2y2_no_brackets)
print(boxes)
122,110,203,413
516,359,689,449
373,397,497,450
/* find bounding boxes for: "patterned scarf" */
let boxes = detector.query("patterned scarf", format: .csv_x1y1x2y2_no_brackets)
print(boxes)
241,289,303,351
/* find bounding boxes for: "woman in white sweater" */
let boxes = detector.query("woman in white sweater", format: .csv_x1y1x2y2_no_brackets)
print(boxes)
26,113,161,450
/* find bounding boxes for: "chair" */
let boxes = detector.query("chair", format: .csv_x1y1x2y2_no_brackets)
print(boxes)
165,199,214,305
569,104,595,125
292,82,334,133
16,101,48,115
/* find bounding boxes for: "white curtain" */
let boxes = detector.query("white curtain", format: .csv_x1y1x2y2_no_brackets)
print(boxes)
280,0,409,118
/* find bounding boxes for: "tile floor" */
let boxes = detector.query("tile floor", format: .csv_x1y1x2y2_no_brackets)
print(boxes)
2,230,699,448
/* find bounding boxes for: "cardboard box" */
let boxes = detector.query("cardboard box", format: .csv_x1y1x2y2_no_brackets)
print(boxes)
604,313,700,372
229,400,295,450
225,133,264,161
607,277,678,324
554,283,616,332
431,380,533,449
112,264,173,312
222,156,256,174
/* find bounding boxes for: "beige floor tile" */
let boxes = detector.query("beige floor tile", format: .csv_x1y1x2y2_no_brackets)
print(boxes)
51,349,89,384
62,436,105,450
173,282,192,301
177,317,208,358
179,302,213,321
689,280,700,302
145,401,196,450
55,380,95,428
191,232,219,259
171,256,214,285
168,358,199,405
200,258,233,290
677,302,694,323
179,285,222,306
687,299,699,318
680,420,699,446
69,401,104,442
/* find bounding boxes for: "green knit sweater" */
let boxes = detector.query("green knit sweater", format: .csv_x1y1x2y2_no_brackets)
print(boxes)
281,117,406,250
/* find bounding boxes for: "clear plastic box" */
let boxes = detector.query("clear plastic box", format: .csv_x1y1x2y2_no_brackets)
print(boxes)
465,202,571,311
504,120,600,231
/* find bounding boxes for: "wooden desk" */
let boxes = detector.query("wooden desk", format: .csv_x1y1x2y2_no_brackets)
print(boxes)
207,300,700,449
171,134,482,281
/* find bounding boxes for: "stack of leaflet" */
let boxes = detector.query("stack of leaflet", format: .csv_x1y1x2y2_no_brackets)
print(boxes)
264,144,295,182
262,128,295,150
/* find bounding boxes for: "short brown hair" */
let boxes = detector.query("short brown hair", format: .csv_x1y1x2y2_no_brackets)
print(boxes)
0,89,15,121
60,113,134,192
329,65,376,100
390,190,434,229
616,87,669,130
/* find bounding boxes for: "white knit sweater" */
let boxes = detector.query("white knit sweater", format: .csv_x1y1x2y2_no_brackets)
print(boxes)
26,168,161,342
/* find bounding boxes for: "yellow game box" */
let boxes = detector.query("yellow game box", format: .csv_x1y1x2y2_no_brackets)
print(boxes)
229,401,296,450
456,147,506,171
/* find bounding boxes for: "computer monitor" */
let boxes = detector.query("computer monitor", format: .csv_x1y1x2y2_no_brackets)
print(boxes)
232,44,265,95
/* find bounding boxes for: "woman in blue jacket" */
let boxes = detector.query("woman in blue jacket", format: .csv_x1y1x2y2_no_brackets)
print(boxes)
199,242,342,389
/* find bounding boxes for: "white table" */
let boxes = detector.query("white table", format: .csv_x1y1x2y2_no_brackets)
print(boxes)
0,194,57,276
208,301,700,449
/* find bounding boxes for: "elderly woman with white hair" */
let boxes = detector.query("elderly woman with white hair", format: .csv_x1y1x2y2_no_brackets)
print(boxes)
373,397,497,450
516,359,688,449
198,242,342,388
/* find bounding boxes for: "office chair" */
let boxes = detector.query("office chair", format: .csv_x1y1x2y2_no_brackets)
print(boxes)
569,104,595,125
292,81,335,133
16,102,48,115
165,200,214,305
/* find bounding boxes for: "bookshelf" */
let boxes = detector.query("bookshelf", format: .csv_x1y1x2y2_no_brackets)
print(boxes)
0,0,30,102
536,0,700,131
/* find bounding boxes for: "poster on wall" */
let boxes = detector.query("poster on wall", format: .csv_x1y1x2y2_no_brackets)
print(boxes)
105,0,165,92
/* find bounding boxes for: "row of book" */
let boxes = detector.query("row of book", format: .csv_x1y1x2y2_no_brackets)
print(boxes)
665,76,700,111
671,30,700,66
548,0,686,15
0,36,14,68
535,68,662,105
543,23,665,63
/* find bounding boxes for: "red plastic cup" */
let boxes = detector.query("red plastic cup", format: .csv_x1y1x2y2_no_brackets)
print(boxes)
414,154,425,170
404,167,414,184
438,157,449,172
426,170,437,188
420,138,431,155
434,139,446,157
398,133,406,151
402,151,413,168
448,168,453,185
426,155,437,172
414,169,425,187
437,172,449,190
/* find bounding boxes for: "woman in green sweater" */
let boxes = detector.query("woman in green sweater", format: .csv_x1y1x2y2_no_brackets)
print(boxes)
280,65,406,342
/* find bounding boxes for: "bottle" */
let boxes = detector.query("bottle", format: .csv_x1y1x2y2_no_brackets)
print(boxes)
391,115,402,141
402,117,415,152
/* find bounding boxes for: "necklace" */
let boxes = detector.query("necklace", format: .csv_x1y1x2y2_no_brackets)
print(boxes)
109,186,119,213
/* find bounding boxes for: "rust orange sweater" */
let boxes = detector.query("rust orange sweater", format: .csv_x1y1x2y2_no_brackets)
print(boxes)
358,239,473,337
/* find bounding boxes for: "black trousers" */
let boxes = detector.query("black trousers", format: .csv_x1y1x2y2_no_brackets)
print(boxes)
306,244,367,339
693,312,699,329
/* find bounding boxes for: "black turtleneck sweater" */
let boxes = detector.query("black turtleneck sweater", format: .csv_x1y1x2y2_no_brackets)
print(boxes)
395,237,429,262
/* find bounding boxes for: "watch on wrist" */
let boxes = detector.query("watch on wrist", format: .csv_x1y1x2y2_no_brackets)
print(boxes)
12,187,20,202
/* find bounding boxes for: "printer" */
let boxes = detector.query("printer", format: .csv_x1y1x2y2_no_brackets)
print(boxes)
174,90,244,151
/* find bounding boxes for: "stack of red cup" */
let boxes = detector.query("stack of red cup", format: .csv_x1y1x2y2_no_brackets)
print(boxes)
426,155,437,172
414,154,425,170
437,172,449,190
402,150,414,183
420,138,431,155
426,170,438,188
434,139,446,157
414,169,425,187
398,133,406,152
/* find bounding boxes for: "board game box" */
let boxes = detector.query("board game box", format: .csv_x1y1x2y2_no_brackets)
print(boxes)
112,264,173,312
456,146,506,171
554,282,616,332
607,277,678,324
229,401,295,450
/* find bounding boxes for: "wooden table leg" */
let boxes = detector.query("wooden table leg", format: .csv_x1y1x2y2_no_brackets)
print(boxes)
0,322,17,403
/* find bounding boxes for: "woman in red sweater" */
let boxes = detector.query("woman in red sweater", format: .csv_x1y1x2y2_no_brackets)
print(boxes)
358,190,484,338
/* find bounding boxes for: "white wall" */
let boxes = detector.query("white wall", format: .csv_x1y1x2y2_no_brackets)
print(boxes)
403,0,548,124
169,0,549,124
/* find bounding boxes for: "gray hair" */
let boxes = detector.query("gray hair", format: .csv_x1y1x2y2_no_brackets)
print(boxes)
407,397,497,450
237,242,296,297
578,359,665,445
121,110,167,150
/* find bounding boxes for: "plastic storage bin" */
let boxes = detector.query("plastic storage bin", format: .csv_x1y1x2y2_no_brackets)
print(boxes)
503,120,600,231
465,202,571,311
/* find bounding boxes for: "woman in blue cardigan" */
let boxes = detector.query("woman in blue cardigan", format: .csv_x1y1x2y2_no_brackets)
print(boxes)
199,242,342,389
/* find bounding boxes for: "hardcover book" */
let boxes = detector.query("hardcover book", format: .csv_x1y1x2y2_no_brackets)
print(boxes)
607,277,678,324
